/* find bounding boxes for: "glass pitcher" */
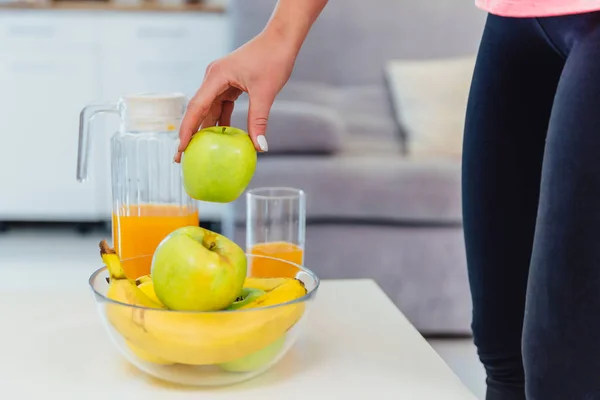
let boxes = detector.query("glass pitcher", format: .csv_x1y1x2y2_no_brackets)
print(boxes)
77,93,198,279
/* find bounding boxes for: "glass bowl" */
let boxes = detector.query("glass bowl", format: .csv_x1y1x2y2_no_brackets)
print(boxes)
88,253,319,387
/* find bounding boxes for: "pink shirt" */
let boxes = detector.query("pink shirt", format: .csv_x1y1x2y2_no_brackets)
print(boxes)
476,0,600,17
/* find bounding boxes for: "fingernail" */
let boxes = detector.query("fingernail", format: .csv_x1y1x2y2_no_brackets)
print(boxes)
257,135,268,152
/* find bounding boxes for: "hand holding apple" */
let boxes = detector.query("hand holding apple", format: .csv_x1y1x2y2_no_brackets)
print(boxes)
181,126,257,203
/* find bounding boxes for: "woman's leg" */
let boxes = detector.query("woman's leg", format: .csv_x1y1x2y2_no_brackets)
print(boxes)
523,16,600,400
462,15,564,400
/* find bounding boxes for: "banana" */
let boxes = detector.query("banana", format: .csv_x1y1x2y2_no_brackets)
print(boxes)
100,240,164,310
137,281,164,307
134,274,152,286
240,278,307,333
131,301,306,365
130,274,164,306
243,277,292,292
124,279,307,365
100,240,308,366
99,240,173,364
125,340,173,365
240,278,306,309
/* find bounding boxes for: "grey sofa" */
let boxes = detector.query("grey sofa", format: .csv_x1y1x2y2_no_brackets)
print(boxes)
228,0,487,335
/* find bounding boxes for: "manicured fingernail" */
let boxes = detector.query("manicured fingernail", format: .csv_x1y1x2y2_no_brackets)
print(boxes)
257,135,268,152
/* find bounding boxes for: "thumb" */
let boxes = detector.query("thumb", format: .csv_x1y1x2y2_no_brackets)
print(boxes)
247,92,275,152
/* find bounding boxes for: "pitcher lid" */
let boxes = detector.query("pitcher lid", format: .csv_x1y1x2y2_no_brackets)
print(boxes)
122,92,186,118
121,93,186,132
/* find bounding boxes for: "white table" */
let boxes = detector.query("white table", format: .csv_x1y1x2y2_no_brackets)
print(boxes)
0,274,477,399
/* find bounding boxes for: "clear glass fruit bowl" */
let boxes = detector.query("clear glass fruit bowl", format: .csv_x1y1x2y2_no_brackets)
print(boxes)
88,253,319,387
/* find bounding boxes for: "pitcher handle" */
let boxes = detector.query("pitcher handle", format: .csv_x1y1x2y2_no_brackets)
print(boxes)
77,102,120,182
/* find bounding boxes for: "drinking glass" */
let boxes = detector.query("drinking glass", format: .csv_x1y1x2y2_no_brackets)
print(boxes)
246,187,306,278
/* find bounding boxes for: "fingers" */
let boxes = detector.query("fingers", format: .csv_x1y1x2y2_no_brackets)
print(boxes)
175,70,229,163
216,87,241,127
219,101,234,127
200,102,222,131
247,91,275,152
198,87,241,130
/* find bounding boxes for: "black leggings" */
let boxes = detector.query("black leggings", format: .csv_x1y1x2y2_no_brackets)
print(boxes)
463,11,600,400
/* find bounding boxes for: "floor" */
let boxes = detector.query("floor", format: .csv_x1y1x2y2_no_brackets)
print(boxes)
429,339,486,399
0,225,487,399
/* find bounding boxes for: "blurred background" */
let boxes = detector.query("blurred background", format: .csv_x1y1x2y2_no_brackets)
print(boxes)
0,0,487,396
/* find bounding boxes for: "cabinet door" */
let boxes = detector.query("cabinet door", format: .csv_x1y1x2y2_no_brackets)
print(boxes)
0,11,95,50
99,13,230,101
0,47,102,220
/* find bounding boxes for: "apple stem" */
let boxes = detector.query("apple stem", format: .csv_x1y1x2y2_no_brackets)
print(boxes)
221,127,226,134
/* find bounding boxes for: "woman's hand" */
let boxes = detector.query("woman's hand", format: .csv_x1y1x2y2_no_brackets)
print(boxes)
174,30,297,163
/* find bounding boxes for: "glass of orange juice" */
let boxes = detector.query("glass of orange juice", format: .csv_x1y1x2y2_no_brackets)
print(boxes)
246,187,306,278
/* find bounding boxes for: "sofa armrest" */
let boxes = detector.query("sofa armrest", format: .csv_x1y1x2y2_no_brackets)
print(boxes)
230,100,345,155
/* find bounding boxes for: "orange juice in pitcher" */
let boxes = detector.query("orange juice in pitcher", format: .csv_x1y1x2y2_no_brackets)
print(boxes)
112,204,198,279
77,93,198,278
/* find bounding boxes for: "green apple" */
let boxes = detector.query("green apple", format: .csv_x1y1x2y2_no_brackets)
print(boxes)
181,126,257,203
219,335,287,372
150,226,247,311
226,287,265,310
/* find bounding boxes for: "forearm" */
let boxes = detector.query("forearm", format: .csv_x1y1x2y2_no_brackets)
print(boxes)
262,0,329,53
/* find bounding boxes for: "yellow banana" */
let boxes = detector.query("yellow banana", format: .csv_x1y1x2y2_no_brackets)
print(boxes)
137,281,164,307
122,279,307,365
100,240,308,366
134,274,152,286
241,278,307,333
99,240,172,364
243,277,291,292
125,340,173,365
100,240,164,310
130,274,164,306
128,302,306,365
240,278,306,309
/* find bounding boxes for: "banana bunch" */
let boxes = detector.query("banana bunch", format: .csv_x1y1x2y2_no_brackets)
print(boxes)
99,240,307,366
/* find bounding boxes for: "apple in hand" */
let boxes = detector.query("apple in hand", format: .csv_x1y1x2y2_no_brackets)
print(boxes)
151,226,247,311
181,126,257,203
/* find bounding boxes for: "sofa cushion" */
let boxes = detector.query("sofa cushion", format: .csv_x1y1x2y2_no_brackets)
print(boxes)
230,99,345,155
234,155,462,224
385,55,476,159
276,82,401,141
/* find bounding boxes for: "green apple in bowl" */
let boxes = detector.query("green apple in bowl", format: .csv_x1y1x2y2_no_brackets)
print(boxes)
151,226,247,311
226,287,266,311
181,126,257,203
219,335,287,372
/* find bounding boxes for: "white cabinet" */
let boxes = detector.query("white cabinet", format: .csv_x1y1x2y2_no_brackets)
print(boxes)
98,13,230,100
0,10,230,222
0,11,96,49
0,13,101,220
